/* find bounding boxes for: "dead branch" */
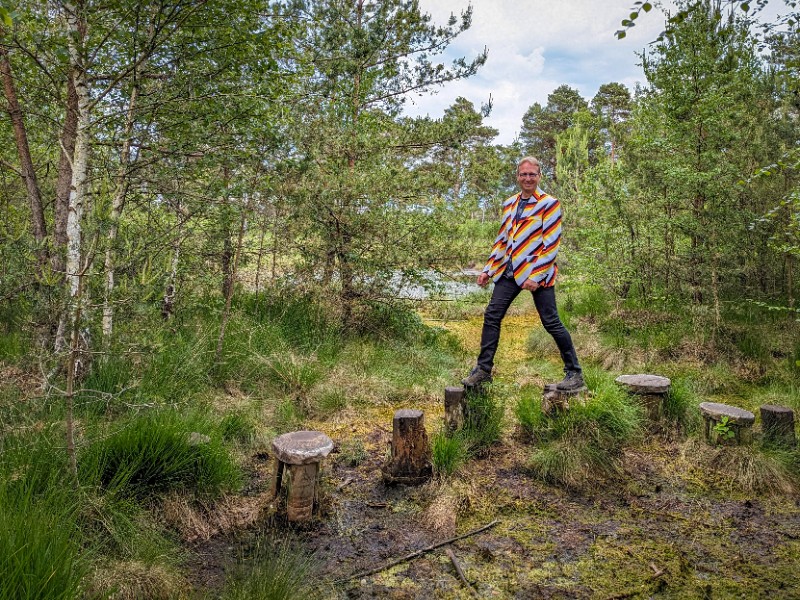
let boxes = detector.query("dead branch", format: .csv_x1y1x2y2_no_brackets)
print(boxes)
341,519,499,582
445,547,478,598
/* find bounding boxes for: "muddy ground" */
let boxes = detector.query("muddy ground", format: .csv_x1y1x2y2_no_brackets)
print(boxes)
183,310,800,599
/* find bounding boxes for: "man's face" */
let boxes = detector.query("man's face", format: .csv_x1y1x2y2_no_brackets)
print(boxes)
517,162,541,196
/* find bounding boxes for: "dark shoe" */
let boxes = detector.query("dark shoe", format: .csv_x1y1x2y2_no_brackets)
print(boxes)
461,367,492,387
556,371,585,391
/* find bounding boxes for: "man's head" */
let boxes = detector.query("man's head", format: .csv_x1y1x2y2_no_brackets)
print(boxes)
517,157,541,196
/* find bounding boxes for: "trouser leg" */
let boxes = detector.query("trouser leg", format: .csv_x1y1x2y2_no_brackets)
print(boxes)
477,276,521,373
533,286,581,374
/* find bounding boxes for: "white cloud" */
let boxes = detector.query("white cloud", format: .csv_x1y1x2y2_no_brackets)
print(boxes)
408,0,670,143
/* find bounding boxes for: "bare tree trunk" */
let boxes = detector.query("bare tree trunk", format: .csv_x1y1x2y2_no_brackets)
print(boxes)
58,0,90,357
162,232,181,321
102,82,140,347
787,254,794,318
1,40,48,268
53,76,79,278
254,210,267,295
215,205,248,367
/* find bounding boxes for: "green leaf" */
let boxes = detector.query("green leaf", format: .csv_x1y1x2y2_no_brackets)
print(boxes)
630,12,639,20
741,2,749,10
643,2,652,11
0,7,12,27
616,30,627,39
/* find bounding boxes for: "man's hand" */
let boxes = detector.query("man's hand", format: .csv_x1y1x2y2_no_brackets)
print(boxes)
476,272,490,287
521,279,539,292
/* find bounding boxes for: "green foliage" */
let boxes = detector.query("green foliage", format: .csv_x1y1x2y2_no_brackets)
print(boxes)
712,415,737,441
526,369,643,488
220,411,258,444
462,390,504,450
337,439,368,468
221,539,322,600
662,377,700,431
79,409,240,498
0,436,86,600
431,429,469,478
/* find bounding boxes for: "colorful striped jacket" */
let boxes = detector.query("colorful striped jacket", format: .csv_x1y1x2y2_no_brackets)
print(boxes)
482,188,562,287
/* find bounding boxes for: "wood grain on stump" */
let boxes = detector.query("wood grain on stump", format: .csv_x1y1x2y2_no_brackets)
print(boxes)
699,402,755,446
542,383,588,415
383,409,432,485
444,386,466,432
760,404,796,448
615,374,671,420
270,430,333,522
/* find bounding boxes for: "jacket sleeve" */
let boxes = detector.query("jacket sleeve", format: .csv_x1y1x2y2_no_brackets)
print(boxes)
482,206,513,278
528,197,561,283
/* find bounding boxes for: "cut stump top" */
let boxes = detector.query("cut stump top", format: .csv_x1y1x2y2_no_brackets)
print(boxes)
394,409,423,420
699,402,755,425
760,404,794,415
543,383,588,396
615,374,671,394
271,430,334,465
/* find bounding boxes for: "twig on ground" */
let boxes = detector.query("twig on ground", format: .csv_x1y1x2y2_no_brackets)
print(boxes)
445,547,478,598
340,519,499,582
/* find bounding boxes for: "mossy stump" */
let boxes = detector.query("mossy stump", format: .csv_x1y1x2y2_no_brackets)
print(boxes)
760,405,796,448
444,386,466,432
615,374,671,420
270,430,334,522
699,402,755,446
382,409,432,485
542,383,588,415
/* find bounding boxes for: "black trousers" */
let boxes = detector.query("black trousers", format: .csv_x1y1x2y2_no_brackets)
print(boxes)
476,275,581,374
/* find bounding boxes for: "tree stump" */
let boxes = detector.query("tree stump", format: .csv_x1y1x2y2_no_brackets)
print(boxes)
270,430,334,522
382,409,432,485
542,383,587,415
698,402,755,446
760,405,796,448
615,374,671,420
444,386,466,432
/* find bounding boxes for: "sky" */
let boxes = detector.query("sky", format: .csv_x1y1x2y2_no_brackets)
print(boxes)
406,0,779,144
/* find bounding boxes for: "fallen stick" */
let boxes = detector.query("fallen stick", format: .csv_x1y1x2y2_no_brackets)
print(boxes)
340,519,499,582
445,547,478,598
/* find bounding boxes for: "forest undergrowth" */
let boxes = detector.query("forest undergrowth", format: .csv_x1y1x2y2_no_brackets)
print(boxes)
1,282,799,599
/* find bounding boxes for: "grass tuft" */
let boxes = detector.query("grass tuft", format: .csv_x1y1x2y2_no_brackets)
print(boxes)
431,429,469,478
221,538,323,600
80,408,240,498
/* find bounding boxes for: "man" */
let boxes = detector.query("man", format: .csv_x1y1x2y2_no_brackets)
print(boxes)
462,156,584,391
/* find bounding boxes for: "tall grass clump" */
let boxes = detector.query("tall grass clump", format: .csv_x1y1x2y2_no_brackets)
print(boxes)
462,390,504,451
221,538,323,600
80,408,240,498
662,377,701,432
139,328,212,402
527,369,643,488
431,429,469,478
0,435,87,600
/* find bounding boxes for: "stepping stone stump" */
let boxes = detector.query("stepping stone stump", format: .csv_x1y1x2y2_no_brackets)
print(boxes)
382,409,432,485
699,402,755,446
444,386,466,432
615,374,671,420
270,430,333,522
542,383,587,415
760,405,796,448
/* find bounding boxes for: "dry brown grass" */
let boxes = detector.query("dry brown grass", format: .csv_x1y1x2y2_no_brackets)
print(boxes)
87,560,190,600
161,492,272,543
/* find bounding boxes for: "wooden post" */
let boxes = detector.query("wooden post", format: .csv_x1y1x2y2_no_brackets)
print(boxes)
382,409,432,485
760,405,796,448
615,374,671,420
270,430,333,523
444,386,466,432
542,383,587,415
287,462,320,522
699,402,755,446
